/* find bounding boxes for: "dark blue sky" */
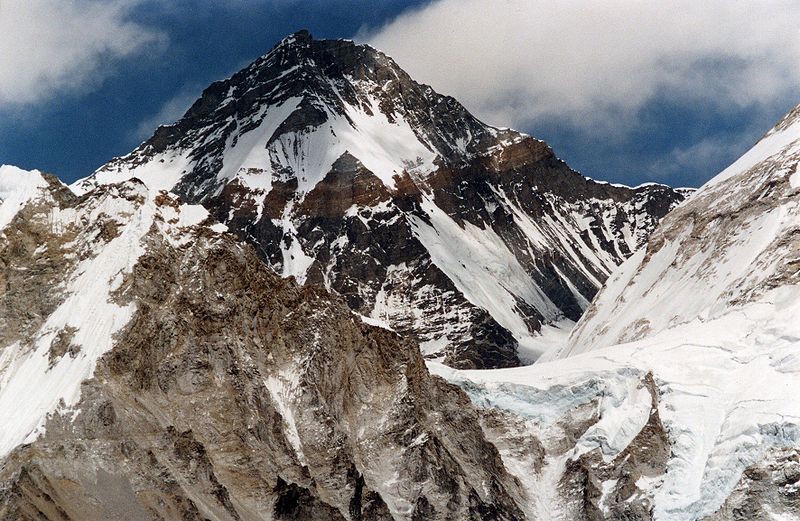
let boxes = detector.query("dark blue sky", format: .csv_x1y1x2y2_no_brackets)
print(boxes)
1,1,797,188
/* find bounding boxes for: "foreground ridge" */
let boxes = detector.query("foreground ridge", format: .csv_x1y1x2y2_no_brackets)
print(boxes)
0,171,525,520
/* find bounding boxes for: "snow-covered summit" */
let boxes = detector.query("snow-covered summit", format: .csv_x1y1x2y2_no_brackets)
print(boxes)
73,30,513,201
72,32,688,368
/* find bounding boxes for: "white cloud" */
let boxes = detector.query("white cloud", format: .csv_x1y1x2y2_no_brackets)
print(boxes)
644,130,763,183
361,0,800,131
0,0,162,106
131,85,200,142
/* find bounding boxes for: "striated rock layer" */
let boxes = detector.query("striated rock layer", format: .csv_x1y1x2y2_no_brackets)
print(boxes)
74,31,689,368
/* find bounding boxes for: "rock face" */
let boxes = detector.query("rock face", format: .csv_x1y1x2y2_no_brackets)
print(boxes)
74,30,689,368
0,173,525,520
432,102,800,520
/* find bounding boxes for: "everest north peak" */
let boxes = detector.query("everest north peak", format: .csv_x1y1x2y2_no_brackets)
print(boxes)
74,30,689,369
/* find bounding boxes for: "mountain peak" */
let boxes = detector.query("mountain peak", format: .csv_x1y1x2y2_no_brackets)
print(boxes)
74,32,689,368
263,29,314,59
251,30,393,88
285,28,312,44
79,32,517,201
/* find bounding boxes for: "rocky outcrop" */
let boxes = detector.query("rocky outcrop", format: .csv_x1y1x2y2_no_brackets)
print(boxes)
74,31,690,368
0,179,524,520
558,374,669,521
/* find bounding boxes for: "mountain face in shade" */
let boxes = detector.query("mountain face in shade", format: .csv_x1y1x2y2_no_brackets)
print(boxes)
74,30,689,368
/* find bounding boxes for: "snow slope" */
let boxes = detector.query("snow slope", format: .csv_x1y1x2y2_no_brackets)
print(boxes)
558,102,800,358
432,103,800,519
0,176,226,459
0,165,48,231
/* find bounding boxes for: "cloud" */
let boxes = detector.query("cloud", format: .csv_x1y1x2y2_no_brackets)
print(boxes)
360,0,800,131
0,0,162,107
131,85,200,142
643,131,763,184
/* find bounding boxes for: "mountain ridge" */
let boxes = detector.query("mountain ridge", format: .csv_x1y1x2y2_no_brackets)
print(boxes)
2,29,796,521
0,170,527,520
73,30,690,368
434,100,800,520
